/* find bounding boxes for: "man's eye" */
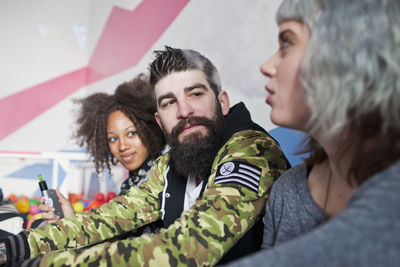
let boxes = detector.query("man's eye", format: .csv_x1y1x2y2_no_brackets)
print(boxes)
108,137,117,143
162,99,175,107
128,131,137,137
191,91,203,97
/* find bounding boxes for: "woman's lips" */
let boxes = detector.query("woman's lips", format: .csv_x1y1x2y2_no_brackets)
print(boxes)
266,94,273,104
265,86,274,104
120,153,134,162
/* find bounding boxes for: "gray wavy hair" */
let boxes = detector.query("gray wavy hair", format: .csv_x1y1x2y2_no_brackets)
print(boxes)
278,0,400,143
304,0,400,144
276,0,322,29
277,0,400,183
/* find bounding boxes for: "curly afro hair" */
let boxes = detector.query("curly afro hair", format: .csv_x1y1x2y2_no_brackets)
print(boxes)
73,73,165,174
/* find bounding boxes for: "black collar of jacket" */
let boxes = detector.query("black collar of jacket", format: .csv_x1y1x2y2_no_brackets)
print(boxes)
221,102,267,145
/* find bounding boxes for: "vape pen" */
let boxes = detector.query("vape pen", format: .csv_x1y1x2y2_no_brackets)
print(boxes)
38,174,64,218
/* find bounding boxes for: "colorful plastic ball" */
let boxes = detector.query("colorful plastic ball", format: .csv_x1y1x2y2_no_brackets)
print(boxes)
87,200,101,210
19,195,29,201
95,193,105,203
28,199,40,206
82,199,90,209
68,193,83,203
106,192,117,202
72,201,84,213
15,200,30,213
29,204,40,215
26,213,33,221
8,194,17,203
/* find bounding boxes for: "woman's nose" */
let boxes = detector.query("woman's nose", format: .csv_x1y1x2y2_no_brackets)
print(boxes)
260,52,279,78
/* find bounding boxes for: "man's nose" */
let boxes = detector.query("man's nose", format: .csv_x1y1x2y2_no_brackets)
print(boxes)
177,99,194,119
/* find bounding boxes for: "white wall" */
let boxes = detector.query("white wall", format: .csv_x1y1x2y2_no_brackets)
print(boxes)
0,0,288,197
0,0,282,152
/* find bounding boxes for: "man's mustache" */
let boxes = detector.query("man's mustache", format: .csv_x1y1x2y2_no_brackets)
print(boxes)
170,116,214,138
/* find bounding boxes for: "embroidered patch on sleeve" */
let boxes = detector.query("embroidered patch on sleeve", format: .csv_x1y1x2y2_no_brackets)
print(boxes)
214,161,261,193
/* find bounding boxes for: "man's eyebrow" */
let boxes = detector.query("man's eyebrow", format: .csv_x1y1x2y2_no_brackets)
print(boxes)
157,83,209,106
157,92,175,106
184,83,208,93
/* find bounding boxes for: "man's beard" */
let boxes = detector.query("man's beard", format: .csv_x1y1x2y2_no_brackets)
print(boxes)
164,105,225,179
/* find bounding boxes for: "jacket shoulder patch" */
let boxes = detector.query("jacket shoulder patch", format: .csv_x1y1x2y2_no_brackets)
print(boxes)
214,161,261,193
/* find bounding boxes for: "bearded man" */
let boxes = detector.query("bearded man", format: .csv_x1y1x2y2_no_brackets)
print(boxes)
1,47,289,266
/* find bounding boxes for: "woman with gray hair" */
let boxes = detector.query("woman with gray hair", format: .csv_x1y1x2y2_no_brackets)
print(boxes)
227,0,400,266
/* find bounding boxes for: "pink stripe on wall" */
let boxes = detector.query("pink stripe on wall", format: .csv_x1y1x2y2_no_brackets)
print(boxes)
0,67,88,140
0,150,41,155
0,0,190,141
88,0,190,81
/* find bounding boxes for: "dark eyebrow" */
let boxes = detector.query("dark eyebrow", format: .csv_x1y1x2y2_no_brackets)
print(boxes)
107,125,134,135
125,125,135,131
157,92,175,107
157,83,209,106
184,83,208,93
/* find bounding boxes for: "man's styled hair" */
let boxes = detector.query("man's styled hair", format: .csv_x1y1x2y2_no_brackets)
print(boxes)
279,0,400,185
148,46,221,100
73,73,165,174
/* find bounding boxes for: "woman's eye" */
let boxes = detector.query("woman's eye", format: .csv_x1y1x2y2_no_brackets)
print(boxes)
108,137,117,143
279,32,293,53
281,40,290,49
128,131,137,137
280,38,291,51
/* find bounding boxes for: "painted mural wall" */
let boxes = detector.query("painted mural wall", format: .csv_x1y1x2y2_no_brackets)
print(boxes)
0,0,304,197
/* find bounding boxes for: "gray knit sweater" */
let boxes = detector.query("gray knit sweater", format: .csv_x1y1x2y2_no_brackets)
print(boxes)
227,160,400,267
262,164,324,249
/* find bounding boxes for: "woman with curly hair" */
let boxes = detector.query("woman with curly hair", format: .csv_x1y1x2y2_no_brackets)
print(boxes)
40,73,165,222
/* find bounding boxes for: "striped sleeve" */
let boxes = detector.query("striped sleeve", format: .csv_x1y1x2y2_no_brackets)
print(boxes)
2,231,30,266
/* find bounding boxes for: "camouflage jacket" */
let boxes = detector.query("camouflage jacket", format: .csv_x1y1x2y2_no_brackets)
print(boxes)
12,103,289,266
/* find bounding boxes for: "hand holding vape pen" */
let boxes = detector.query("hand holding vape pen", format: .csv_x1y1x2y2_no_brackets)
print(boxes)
38,174,64,219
